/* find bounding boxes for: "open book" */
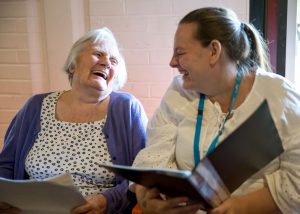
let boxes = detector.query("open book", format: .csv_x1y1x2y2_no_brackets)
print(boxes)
98,100,283,210
0,173,86,214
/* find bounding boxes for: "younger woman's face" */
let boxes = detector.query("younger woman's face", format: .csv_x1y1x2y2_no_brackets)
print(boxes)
169,23,213,93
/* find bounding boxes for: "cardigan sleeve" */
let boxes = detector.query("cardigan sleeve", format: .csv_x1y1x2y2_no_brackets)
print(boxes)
102,92,148,213
0,114,19,178
0,93,46,179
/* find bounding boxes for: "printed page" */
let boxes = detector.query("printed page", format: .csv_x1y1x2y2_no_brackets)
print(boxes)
0,173,86,214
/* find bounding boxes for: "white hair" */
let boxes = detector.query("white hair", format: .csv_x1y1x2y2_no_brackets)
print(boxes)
63,27,127,91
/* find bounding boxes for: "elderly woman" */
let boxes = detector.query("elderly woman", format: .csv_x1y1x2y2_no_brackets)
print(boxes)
0,27,147,214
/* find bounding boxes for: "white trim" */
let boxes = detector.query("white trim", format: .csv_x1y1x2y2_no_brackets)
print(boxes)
42,0,86,91
285,0,297,84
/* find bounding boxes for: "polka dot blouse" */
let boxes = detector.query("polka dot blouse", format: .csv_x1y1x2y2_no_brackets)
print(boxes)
25,91,115,196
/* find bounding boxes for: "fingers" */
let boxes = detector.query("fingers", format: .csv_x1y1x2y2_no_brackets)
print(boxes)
71,203,92,214
139,187,161,211
137,187,203,214
135,184,147,201
71,194,106,214
144,187,161,200
0,202,21,214
158,196,202,211
170,203,203,214
140,197,202,214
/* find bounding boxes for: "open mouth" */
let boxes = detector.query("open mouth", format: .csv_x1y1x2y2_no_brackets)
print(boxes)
179,70,189,77
92,70,108,80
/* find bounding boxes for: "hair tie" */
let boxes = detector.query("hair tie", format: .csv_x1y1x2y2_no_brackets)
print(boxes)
240,22,245,30
240,22,253,48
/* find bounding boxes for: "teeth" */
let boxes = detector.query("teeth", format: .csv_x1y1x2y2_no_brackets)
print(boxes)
92,70,108,80
178,69,188,76
181,70,188,76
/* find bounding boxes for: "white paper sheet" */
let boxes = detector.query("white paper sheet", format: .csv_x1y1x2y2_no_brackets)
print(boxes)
0,173,86,214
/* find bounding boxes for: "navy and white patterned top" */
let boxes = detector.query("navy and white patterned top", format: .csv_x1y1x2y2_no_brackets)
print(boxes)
25,91,115,196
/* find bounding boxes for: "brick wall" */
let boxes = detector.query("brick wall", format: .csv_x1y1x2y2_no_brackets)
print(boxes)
0,0,249,150
0,0,47,149
89,0,249,115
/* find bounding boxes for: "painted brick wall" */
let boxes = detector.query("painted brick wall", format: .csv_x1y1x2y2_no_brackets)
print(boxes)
0,0,249,150
0,0,46,149
88,0,249,116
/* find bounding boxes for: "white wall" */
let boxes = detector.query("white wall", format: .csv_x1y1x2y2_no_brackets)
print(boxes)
285,0,298,88
0,0,47,147
0,0,249,149
88,0,249,115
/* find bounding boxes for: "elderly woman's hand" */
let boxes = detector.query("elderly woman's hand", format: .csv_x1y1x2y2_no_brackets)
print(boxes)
0,202,20,214
135,184,203,214
71,194,107,214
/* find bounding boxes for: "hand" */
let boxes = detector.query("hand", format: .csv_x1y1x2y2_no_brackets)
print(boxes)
0,202,20,214
71,194,107,214
135,184,203,214
208,187,282,214
208,197,244,214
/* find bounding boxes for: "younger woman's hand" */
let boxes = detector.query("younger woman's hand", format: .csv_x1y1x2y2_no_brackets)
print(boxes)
135,184,203,214
0,202,21,214
208,187,282,214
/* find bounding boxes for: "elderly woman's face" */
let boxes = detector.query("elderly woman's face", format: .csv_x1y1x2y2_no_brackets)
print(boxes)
71,40,119,94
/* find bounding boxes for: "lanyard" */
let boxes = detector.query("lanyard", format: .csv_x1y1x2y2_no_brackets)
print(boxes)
193,71,242,165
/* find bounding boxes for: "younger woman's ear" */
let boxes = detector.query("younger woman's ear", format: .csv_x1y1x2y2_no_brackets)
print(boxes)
208,39,222,65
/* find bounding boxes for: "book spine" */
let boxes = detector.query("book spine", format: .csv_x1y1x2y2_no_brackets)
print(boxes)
189,158,230,208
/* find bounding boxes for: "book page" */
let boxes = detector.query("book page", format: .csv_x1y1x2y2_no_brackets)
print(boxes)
0,173,86,214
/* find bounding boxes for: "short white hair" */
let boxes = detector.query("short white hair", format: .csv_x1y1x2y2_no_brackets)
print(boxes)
63,27,127,91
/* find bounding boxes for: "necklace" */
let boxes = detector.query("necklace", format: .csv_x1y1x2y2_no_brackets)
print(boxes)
193,71,242,165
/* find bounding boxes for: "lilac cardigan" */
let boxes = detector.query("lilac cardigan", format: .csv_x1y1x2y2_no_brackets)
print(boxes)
0,91,148,213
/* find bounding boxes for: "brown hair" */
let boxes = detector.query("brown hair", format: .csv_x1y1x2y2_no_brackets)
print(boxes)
180,7,271,73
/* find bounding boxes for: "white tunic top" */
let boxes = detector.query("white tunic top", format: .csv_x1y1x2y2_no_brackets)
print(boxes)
25,91,115,196
133,68,300,213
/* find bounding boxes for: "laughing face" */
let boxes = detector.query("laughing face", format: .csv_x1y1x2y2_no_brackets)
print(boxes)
169,23,212,92
70,40,119,95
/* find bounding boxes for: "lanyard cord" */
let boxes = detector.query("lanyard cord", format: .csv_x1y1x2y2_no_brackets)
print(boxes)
193,70,242,165
193,93,205,165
